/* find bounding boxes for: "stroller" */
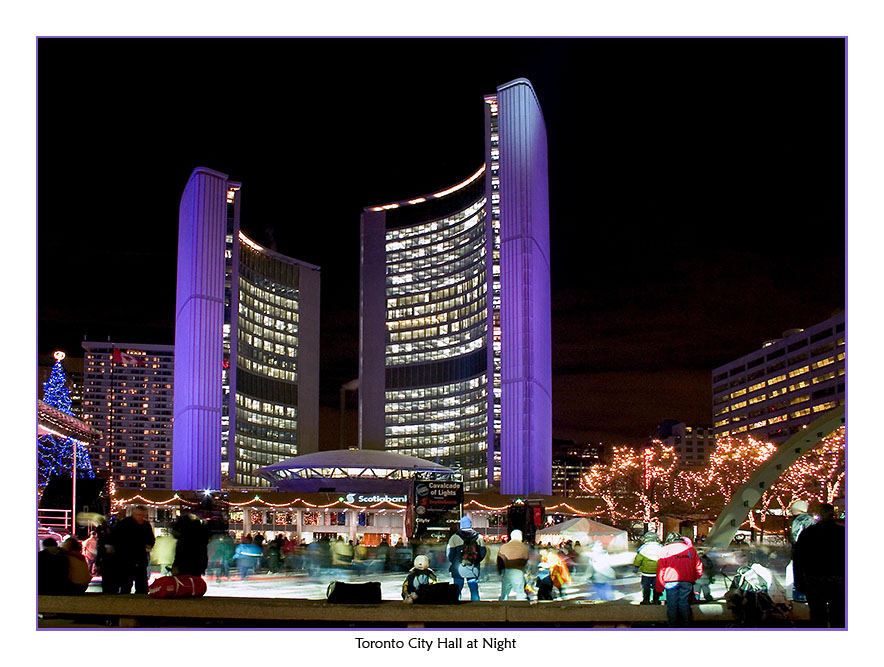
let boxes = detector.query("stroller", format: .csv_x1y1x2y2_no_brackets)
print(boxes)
724,563,793,627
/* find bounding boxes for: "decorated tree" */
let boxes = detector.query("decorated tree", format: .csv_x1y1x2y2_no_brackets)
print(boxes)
579,427,845,535
38,354,94,485
750,427,846,533
579,443,677,525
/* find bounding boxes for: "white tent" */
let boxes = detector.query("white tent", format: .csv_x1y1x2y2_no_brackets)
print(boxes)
536,517,629,553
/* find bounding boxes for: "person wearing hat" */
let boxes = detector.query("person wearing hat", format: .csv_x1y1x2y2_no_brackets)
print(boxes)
497,529,532,600
633,531,663,605
446,515,487,600
655,532,703,627
402,554,438,603
788,499,816,602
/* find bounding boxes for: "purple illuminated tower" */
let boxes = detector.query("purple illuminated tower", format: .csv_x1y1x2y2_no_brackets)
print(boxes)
174,167,320,491
359,79,551,494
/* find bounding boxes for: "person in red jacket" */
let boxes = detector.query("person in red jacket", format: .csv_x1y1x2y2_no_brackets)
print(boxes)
655,533,704,627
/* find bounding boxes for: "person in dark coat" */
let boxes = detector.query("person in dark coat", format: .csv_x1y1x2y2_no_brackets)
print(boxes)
38,538,69,595
95,518,119,593
171,513,210,576
793,503,845,628
112,506,155,593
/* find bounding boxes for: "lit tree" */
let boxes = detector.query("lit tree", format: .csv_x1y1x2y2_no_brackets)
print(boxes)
752,427,846,533
580,427,845,536
579,443,677,524
38,355,94,485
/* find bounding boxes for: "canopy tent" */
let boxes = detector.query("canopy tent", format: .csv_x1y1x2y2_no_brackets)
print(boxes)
536,517,629,552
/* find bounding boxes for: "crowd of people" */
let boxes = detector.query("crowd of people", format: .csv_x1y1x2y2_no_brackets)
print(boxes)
38,502,845,628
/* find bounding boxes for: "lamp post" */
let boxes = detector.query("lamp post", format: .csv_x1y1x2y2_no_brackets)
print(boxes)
71,439,77,536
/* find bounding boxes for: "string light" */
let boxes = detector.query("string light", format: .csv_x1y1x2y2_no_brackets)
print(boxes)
578,428,845,526
39,357,95,484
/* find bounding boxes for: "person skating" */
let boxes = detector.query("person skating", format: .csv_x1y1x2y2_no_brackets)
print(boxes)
655,532,703,627
787,500,816,602
633,531,663,605
497,529,531,600
112,506,155,594
446,515,486,600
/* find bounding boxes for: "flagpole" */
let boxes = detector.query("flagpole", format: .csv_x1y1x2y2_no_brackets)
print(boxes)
72,438,77,536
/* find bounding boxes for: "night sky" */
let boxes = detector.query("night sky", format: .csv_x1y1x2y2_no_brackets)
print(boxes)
37,38,845,448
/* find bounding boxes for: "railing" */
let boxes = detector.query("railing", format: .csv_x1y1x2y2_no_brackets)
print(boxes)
38,508,72,536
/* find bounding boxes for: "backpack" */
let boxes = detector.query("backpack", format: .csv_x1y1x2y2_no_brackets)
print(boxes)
460,534,480,566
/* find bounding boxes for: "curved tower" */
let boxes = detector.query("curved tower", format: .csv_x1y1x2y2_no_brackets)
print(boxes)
360,78,551,494
174,167,319,491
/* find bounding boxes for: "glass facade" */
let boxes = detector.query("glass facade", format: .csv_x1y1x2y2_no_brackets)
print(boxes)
233,233,304,487
485,94,503,482
381,176,491,489
360,79,551,496
175,167,318,491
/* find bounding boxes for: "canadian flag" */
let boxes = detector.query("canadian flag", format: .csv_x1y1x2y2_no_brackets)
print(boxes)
113,348,147,366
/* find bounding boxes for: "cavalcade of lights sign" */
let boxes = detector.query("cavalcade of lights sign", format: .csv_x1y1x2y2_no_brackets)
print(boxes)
408,479,464,539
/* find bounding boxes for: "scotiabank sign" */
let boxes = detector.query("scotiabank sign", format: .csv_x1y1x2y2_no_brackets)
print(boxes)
344,493,408,504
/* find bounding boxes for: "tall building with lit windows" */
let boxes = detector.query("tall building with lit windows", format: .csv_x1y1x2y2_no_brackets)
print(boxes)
359,78,551,494
81,341,174,489
174,167,320,491
711,311,845,444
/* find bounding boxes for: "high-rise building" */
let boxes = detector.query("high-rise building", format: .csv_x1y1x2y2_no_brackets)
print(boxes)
651,420,716,466
81,342,174,488
711,311,845,444
173,167,320,491
551,439,607,497
359,78,551,494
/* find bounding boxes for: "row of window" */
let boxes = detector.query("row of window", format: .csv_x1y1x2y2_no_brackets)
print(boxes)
716,399,843,430
236,352,298,383
385,199,485,246
713,338,845,391
388,244,487,288
387,333,486,366
387,274,484,311
386,213,484,266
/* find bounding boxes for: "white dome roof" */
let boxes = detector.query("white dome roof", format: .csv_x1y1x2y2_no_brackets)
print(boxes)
257,448,454,475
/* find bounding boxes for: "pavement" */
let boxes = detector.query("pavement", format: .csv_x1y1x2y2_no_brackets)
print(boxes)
89,568,735,602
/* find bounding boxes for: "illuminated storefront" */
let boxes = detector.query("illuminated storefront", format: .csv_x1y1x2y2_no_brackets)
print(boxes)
111,488,605,544
360,79,551,495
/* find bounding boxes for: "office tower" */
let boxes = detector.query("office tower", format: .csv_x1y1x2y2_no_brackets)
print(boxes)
174,167,320,490
359,79,551,494
651,420,716,467
712,311,845,444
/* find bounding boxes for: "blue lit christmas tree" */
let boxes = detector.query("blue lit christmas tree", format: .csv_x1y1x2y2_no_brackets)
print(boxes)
38,355,94,485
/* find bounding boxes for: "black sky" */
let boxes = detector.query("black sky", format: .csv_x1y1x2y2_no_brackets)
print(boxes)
37,37,845,448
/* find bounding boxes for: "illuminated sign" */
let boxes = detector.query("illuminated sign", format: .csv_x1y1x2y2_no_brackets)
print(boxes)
409,479,463,539
53,350,66,361
344,493,407,504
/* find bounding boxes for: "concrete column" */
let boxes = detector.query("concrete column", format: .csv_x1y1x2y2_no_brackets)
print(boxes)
296,509,303,541
242,506,252,536
349,509,358,544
